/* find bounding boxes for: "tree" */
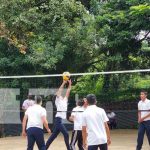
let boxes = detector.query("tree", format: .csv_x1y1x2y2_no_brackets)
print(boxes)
0,0,97,76
94,0,150,91
0,0,150,101
73,0,150,100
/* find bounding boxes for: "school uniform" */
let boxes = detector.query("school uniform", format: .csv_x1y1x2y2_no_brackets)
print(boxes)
46,96,70,150
107,112,117,129
136,99,150,150
22,99,35,110
70,106,84,150
25,104,46,150
82,105,109,150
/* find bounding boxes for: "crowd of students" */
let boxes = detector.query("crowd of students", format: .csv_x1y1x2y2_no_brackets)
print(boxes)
21,80,150,150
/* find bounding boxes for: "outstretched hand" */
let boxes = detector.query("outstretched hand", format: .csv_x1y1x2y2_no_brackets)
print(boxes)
68,79,72,86
63,80,67,84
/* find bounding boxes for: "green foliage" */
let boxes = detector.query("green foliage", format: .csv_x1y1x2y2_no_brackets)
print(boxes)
134,75,150,89
0,0,96,73
73,0,150,101
0,0,150,102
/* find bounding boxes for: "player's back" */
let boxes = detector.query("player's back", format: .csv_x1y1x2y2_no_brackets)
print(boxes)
84,105,106,128
26,104,46,129
83,105,108,145
22,99,35,110
72,106,84,130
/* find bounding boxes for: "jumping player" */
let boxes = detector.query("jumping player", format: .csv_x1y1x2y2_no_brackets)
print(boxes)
136,91,150,150
46,80,72,150
22,96,51,150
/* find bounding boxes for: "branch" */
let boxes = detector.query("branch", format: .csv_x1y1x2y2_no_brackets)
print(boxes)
78,59,104,72
138,31,150,43
34,0,48,7
91,65,101,71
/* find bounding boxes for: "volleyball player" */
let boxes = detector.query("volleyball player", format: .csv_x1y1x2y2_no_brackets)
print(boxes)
22,93,34,111
69,99,85,150
46,80,72,150
82,94,111,150
22,96,51,150
136,91,150,150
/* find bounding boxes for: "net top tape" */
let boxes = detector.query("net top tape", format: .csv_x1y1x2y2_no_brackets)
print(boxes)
0,69,150,79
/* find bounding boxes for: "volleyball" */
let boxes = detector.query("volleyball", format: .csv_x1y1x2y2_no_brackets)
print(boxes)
62,72,70,81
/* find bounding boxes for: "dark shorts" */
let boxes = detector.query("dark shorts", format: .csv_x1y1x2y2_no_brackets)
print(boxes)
88,143,108,150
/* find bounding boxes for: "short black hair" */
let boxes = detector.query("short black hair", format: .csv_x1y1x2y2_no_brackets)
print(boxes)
28,95,33,100
141,90,148,96
35,95,42,104
77,99,84,106
86,94,97,105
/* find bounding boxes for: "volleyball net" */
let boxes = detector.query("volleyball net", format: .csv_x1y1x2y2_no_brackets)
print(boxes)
0,69,150,137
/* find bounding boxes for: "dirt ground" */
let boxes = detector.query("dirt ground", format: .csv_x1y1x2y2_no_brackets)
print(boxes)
0,129,149,150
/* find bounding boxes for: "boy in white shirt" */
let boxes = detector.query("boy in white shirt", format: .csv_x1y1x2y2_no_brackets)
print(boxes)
46,80,72,150
82,94,111,150
22,94,34,111
69,99,85,150
22,96,51,150
107,109,117,129
136,91,150,150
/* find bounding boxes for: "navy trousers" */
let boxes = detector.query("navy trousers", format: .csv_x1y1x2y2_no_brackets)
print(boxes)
46,117,70,150
136,120,150,150
27,127,46,150
88,143,108,150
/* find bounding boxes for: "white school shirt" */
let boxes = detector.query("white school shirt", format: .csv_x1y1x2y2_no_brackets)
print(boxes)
138,99,150,121
55,96,68,119
25,104,46,129
82,105,109,146
71,106,84,130
107,112,116,119
22,99,35,110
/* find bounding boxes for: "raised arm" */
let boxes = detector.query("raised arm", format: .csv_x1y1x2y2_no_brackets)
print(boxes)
65,79,72,98
56,81,67,97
